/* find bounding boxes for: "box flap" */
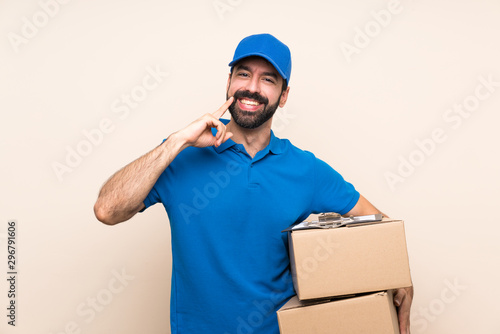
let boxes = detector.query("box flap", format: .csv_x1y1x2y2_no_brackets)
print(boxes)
280,291,390,311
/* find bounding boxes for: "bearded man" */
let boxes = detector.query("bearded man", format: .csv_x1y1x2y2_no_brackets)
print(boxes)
94,33,413,334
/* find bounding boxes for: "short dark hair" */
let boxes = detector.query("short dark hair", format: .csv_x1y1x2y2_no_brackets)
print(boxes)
281,79,288,92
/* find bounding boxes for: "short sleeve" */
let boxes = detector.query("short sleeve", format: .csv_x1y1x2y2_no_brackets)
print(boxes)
140,185,160,212
311,157,360,215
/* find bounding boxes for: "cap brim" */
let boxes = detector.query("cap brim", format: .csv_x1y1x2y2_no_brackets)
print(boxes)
228,53,288,82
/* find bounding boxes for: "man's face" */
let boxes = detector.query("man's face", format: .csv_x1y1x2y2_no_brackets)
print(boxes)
226,56,289,129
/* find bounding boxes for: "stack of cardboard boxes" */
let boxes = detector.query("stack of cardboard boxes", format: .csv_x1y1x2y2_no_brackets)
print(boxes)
277,215,412,333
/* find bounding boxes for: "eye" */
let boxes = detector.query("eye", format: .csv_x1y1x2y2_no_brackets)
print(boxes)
263,77,276,84
237,72,249,77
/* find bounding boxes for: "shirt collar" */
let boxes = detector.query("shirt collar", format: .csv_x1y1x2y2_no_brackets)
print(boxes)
268,129,284,155
212,119,284,155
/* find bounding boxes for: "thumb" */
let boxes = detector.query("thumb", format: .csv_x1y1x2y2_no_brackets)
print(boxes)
393,289,405,307
222,131,233,143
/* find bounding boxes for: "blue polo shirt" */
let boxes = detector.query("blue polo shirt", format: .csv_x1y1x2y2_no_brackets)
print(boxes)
142,120,360,334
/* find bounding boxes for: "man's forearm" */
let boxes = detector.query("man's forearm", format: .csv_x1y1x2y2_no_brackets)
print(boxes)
94,97,235,225
94,133,185,225
344,194,388,218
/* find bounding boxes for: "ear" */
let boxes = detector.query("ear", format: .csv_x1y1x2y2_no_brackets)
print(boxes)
279,86,290,108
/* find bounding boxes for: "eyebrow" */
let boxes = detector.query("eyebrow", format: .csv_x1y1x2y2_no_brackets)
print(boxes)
235,65,279,81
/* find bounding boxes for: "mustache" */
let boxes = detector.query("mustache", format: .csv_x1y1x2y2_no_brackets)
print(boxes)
232,90,269,105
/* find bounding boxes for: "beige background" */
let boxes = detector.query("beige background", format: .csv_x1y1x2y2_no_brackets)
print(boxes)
1,0,499,333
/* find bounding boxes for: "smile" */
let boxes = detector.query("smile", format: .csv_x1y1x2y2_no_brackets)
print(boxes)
239,99,261,106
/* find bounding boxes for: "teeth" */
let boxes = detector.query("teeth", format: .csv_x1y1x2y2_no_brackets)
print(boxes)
240,99,260,106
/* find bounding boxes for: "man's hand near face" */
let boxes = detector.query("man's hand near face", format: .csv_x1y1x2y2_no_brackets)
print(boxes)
94,97,235,225
174,96,234,149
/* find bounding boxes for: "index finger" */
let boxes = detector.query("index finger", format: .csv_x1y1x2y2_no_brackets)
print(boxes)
212,96,234,119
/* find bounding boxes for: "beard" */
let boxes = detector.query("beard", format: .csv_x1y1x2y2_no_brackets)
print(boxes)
226,89,280,129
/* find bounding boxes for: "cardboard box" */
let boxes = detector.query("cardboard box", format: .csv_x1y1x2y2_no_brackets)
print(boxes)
288,219,411,300
277,291,400,334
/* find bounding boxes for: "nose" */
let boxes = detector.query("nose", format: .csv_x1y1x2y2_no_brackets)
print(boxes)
245,75,261,94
